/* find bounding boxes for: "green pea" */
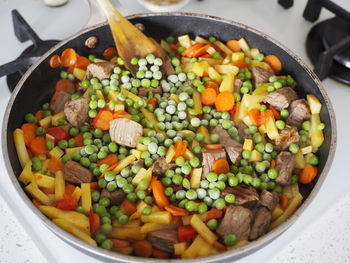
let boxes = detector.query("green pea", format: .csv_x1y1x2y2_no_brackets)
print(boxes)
224,234,237,246
24,113,37,124
172,174,183,185
207,219,218,230
31,157,43,171
289,143,299,154
198,203,208,214
142,207,152,215
302,121,311,131
207,172,218,182
185,201,197,212
214,198,226,210
280,109,289,118
267,168,278,179
210,133,220,143
127,193,137,203
57,140,68,149
307,155,319,166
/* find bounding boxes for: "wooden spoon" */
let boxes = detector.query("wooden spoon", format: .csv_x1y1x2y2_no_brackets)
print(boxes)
95,0,174,76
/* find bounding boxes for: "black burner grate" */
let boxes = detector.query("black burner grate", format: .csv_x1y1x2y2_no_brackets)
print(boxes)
0,10,59,91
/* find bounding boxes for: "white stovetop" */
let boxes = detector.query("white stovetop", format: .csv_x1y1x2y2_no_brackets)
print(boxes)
1,0,350,262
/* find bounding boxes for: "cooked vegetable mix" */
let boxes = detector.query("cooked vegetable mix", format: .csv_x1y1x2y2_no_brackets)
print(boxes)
14,34,325,259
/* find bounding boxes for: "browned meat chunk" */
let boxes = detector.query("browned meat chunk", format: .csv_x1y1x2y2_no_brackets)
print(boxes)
260,190,279,211
252,67,273,86
201,148,227,178
100,189,125,206
249,207,272,240
109,118,143,147
64,161,93,185
286,99,311,127
236,120,248,140
217,206,253,241
234,78,243,93
131,159,144,167
147,229,178,253
221,186,260,208
264,87,298,110
152,157,176,176
64,98,89,127
85,62,114,80
50,90,70,113
275,152,295,186
138,86,162,97
275,125,300,151
212,126,242,165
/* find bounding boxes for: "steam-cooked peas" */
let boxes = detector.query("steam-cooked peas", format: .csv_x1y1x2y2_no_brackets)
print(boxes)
255,162,266,173
259,104,267,111
181,164,192,175
62,154,71,163
302,121,311,131
228,175,239,187
275,120,286,130
185,189,197,200
263,153,272,161
80,157,91,167
280,109,289,119
175,156,185,167
126,192,137,203
289,143,299,154
185,201,196,212
318,123,326,130
192,145,202,155
45,140,55,151
210,133,219,144
172,174,183,185
264,143,274,153
31,157,42,171
224,234,237,246
161,177,171,187
67,138,76,148
241,150,251,160
207,219,218,230
189,157,200,168
24,113,37,124
225,193,235,204
57,140,67,149
208,188,220,200
307,155,319,166
106,181,117,192
267,168,278,179
213,198,225,210
98,178,107,188
175,190,186,200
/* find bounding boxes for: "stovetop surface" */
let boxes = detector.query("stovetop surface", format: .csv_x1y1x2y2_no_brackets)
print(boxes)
1,0,350,262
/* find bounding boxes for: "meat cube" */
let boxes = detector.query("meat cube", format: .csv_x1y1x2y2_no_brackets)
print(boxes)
152,157,176,176
260,190,279,211
274,125,300,151
85,62,115,80
286,99,311,127
275,152,295,186
217,206,253,241
201,148,227,178
64,98,89,127
264,87,298,110
236,120,248,140
234,78,243,94
147,229,178,253
109,118,143,147
252,67,273,86
64,160,93,185
212,126,242,165
131,159,144,167
50,90,70,113
221,186,260,208
248,207,272,240
138,86,162,97
100,189,125,206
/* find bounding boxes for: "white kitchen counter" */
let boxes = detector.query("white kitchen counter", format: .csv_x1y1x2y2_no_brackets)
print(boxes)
1,0,350,262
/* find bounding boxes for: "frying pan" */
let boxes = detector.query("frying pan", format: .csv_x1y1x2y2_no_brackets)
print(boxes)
2,12,336,263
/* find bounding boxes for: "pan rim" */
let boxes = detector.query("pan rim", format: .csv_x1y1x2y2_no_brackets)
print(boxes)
2,12,337,263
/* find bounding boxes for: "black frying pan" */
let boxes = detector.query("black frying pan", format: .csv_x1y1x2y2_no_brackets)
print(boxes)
2,13,336,262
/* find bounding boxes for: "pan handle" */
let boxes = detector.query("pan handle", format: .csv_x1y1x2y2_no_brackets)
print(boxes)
85,0,132,28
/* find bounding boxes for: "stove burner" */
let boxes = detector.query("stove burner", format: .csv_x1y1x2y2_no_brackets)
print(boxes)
306,18,350,84
0,10,59,91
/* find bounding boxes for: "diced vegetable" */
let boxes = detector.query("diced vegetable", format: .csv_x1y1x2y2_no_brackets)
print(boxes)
35,173,55,189
307,94,322,114
140,223,175,233
237,38,250,57
190,168,202,189
310,114,324,150
25,183,52,205
190,214,217,245
243,139,253,151
141,211,171,224
219,73,234,93
178,35,192,48
110,227,146,240
55,171,65,201
165,145,176,163
81,183,92,214
51,112,66,126
113,154,136,174
18,161,33,184
13,129,30,168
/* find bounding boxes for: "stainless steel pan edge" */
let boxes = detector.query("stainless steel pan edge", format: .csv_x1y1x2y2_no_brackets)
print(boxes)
2,12,337,263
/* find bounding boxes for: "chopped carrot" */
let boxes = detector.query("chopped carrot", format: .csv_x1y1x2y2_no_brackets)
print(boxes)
47,158,65,174
182,43,210,58
233,59,248,68
299,164,318,184
170,43,178,51
201,53,212,58
35,110,43,121
111,239,130,248
90,182,99,191
103,47,117,61
205,208,223,221
205,81,219,94
226,40,241,52
248,109,261,126
67,65,75,74
213,241,227,252
74,133,84,147
113,110,128,119
75,56,90,70
201,88,217,106
164,205,189,216
173,140,187,159
152,248,170,259
22,123,37,147
170,215,181,224
89,209,100,235
270,159,276,169
205,144,222,150
215,91,235,112
61,48,77,67
280,194,289,210
212,159,230,174
92,110,114,130
268,105,281,119
97,154,118,167
65,184,76,196
259,110,273,125
32,199,41,208
133,240,152,258
30,137,48,155
147,98,158,109
121,199,137,215
99,163,119,179
55,79,75,93
264,54,282,74
49,54,61,68
41,187,55,195
147,176,158,194
151,180,169,208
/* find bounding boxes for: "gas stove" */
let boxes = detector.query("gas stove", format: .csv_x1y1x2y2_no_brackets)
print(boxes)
1,0,350,262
